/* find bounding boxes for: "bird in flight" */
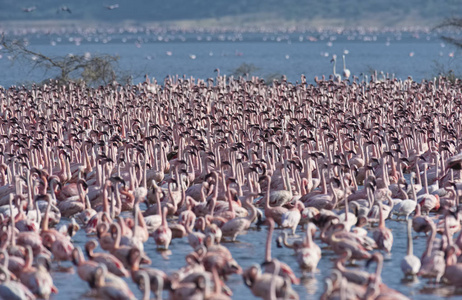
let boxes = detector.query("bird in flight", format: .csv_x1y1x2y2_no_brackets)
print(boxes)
105,4,119,10
57,6,72,14
22,6,37,13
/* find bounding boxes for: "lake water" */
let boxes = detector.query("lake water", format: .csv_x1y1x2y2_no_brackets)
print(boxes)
53,213,457,300
1,29,462,299
0,30,461,87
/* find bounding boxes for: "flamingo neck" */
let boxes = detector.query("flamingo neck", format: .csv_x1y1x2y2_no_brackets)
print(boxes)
321,170,327,194
227,186,235,216
333,58,337,76
374,255,383,284
424,226,435,258
103,182,110,214
113,224,121,249
423,166,429,194
406,220,413,256
42,197,51,232
161,207,167,228
265,176,271,210
378,201,385,228
265,221,273,262
305,225,313,247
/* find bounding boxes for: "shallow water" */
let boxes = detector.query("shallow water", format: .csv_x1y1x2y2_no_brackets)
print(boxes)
2,29,462,299
0,31,461,87
49,213,462,300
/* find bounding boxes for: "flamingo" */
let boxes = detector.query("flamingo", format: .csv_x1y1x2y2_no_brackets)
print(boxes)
127,247,168,297
331,55,341,82
40,194,74,263
329,231,372,260
0,264,35,300
443,245,462,286
184,213,206,249
168,272,209,300
281,200,304,235
342,55,350,79
364,252,410,300
400,219,421,278
243,262,299,300
418,220,445,282
295,222,321,275
93,264,136,300
334,249,370,285
152,206,172,250
263,175,288,227
109,222,148,267
372,200,393,253
417,164,440,214
72,246,99,287
392,173,417,220
206,266,231,300
262,218,300,285
85,240,129,277
0,248,24,279
220,193,258,241
19,246,57,299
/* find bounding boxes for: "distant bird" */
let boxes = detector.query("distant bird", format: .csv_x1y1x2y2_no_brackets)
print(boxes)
105,4,119,10
330,55,341,82
57,6,72,14
22,6,37,13
342,55,351,79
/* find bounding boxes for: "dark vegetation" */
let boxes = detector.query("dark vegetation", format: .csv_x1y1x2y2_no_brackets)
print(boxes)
432,17,462,82
0,35,131,86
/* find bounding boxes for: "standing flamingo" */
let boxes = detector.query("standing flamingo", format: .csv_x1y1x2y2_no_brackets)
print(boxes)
153,206,172,250
372,200,393,253
85,240,129,277
400,219,421,279
262,218,300,285
93,264,136,300
263,175,288,227
0,264,35,300
342,55,350,79
295,222,321,276
19,246,58,299
331,55,342,82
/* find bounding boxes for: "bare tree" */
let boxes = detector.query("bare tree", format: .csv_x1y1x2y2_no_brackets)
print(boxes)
435,17,462,48
0,34,130,86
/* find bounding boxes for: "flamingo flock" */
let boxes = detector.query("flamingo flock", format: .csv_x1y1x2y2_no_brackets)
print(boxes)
0,72,461,299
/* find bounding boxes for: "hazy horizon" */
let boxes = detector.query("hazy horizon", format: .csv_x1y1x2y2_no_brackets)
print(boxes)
1,0,461,30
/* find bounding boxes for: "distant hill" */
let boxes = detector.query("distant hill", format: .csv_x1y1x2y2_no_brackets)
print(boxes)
1,0,461,29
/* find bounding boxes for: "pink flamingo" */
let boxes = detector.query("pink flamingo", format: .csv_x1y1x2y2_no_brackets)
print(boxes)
418,219,445,282
443,245,462,286
281,200,304,235
0,264,35,300
93,264,136,300
127,247,168,298
85,240,129,277
243,262,299,300
263,175,288,227
220,193,258,241
296,222,321,275
72,246,99,287
19,246,58,299
152,206,172,250
400,219,420,278
372,200,393,253
263,218,300,285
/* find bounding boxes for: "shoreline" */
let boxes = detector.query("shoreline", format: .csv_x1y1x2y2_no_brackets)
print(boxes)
0,14,443,34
